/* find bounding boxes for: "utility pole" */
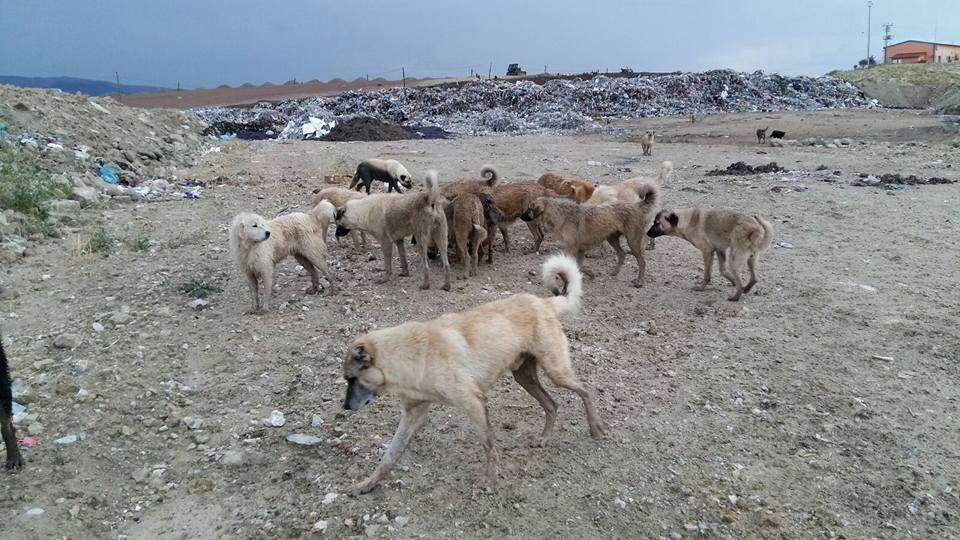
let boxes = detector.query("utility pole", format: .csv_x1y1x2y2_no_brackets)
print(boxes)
882,23,894,64
866,1,873,64
115,72,122,103
488,62,492,79
402,67,406,89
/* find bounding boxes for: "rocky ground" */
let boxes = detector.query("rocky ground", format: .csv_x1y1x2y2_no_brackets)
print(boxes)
1,108,958,539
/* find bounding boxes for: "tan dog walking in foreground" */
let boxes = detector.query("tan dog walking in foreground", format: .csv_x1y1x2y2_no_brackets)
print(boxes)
342,254,605,495
230,205,335,314
646,208,774,301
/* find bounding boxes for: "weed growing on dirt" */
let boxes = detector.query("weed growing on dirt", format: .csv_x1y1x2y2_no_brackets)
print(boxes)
128,233,151,252
84,226,117,255
178,278,222,298
0,145,72,219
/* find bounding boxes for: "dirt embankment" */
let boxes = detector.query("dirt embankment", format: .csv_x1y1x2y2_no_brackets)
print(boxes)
835,63,960,110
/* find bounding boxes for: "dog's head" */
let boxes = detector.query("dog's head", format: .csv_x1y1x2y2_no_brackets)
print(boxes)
342,342,384,411
520,198,547,222
647,210,679,238
232,213,271,243
334,205,352,237
395,164,414,189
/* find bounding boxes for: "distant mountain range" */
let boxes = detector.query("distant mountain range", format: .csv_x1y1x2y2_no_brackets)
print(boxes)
0,75,171,96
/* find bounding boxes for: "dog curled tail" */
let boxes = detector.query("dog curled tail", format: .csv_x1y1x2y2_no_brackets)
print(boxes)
542,254,583,315
479,165,499,187
631,181,661,209
311,199,335,224
656,161,674,185
752,215,775,251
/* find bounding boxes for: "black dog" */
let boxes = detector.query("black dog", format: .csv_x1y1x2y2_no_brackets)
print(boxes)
770,130,786,139
349,159,413,194
1,336,24,470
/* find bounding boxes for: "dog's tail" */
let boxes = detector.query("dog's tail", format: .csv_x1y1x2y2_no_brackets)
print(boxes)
476,192,507,224
311,200,336,228
631,181,660,209
424,170,439,192
656,161,673,186
480,165,499,187
542,254,582,316
752,215,775,251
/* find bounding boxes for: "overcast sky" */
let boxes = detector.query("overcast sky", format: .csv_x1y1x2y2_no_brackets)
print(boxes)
0,0,955,88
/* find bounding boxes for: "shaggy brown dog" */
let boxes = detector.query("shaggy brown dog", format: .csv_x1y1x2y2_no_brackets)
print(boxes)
342,254,605,495
230,209,335,314
522,184,660,287
490,181,553,253
537,173,595,203
585,161,673,206
449,194,488,277
309,187,367,247
639,131,655,156
438,165,499,199
335,171,451,291
647,208,774,301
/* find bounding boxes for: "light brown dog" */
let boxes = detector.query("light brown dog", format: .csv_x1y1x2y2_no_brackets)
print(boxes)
586,161,672,206
490,181,553,253
449,194,488,278
342,254,605,495
639,130,655,156
537,173,595,203
335,171,451,291
230,209,335,314
647,208,773,301
521,183,660,287
439,165,499,199
309,187,367,248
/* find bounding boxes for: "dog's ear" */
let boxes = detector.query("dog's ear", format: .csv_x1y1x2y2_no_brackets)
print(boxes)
352,345,373,369
667,212,679,227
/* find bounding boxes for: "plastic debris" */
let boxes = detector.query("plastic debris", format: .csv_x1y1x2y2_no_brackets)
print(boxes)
264,410,285,427
193,70,869,138
775,241,794,249
55,434,78,445
99,166,119,184
21,436,40,447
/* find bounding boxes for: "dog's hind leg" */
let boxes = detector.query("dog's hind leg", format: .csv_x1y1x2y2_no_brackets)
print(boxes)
575,250,595,279
499,225,511,252
606,236,626,276
377,241,394,284
455,227,471,279
294,254,321,294
416,232,432,290
511,356,558,447
433,224,451,291
535,334,606,439
457,392,499,486
716,249,737,286
726,250,747,301
352,401,430,496
526,220,544,254
694,250,714,291
743,252,759,293
626,234,647,287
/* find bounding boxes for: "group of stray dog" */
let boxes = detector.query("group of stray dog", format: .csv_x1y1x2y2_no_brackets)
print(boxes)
0,149,774,499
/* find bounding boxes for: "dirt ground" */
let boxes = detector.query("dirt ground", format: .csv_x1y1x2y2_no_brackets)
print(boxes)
1,108,958,539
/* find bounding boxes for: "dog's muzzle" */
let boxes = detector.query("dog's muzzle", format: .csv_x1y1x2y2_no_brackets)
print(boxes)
263,230,271,239
335,225,352,238
335,207,346,221
646,225,663,238
343,377,375,410
520,209,537,222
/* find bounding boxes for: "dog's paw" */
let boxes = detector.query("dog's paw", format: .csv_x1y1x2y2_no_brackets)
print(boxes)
350,481,375,497
441,282,451,292
631,279,644,288
398,270,410,277
590,422,609,439
419,282,430,290
375,276,391,285
4,455,24,471
305,286,320,295
693,284,708,292
727,295,741,302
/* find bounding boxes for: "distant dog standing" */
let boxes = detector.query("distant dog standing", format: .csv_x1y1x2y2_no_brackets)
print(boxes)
522,183,660,287
639,131,655,156
350,159,414,194
646,208,773,301
341,254,605,495
230,209,335,314
1,337,24,470
769,130,786,140
336,171,451,291
756,127,768,144
310,187,368,248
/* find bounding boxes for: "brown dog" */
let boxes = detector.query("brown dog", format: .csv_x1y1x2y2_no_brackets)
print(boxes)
342,254,605,495
335,171,451,291
639,131,655,156
449,194,488,278
439,165,499,199
537,173,594,203
522,183,660,287
490,181,553,253
647,208,774,301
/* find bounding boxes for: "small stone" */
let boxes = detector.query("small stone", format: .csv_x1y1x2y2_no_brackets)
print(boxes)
191,431,210,444
613,498,627,509
263,410,285,427
92,322,105,333
109,311,132,325
311,519,328,533
322,492,337,505
728,494,739,506
53,333,81,349
120,425,135,437
69,504,80,518
394,516,410,527
27,423,44,435
25,508,44,517
311,414,324,427
221,450,244,466
190,298,209,311
180,416,203,430
55,434,78,445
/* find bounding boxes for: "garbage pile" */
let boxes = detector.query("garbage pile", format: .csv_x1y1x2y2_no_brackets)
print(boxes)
706,161,786,176
321,117,416,142
192,70,869,138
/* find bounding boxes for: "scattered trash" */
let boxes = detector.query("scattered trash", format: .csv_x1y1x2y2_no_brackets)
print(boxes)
904,447,919,458
189,298,209,311
92,322,105,333
853,173,955,187
707,161,786,176
838,281,877,293
98,166,119,184
321,492,337,505
194,70,869,137
21,436,40,447
24,508,44,517
284,433,323,446
311,519,328,533
871,355,895,362
311,414,324,427
775,241,794,249
55,434,78,445
264,410,285,427
11,402,25,415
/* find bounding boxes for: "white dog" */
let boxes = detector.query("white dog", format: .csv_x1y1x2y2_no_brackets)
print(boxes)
230,207,335,314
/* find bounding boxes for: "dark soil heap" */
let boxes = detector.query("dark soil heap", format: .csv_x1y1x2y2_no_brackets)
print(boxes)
321,117,416,142
706,161,786,176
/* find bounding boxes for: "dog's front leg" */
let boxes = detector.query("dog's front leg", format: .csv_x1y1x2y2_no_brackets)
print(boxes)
352,401,430,496
244,272,261,315
460,394,499,487
417,234,431,290
260,266,275,313
575,250,595,279
607,236,626,276
694,250,713,291
396,240,410,277
1,411,23,470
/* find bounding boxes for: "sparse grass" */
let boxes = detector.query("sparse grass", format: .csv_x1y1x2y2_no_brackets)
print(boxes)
177,278,222,298
85,226,117,255
163,229,204,249
833,63,960,86
128,232,151,252
0,145,72,219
